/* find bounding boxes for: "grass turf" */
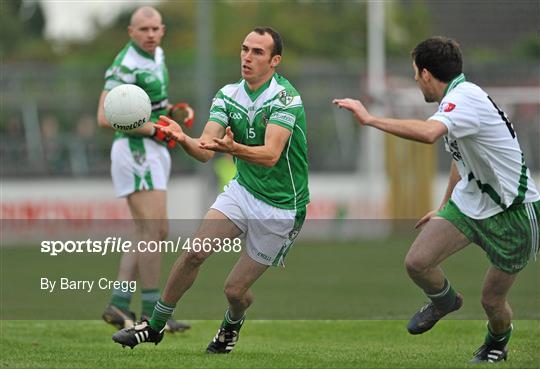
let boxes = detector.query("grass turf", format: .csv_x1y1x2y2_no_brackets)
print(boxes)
1,320,539,368
1,237,538,368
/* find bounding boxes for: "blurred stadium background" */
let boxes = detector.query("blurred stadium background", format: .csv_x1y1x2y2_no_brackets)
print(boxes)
1,0,539,223
1,3,539,368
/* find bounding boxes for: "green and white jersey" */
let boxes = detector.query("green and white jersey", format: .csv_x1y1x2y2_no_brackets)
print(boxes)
103,41,169,138
430,74,540,219
209,73,310,210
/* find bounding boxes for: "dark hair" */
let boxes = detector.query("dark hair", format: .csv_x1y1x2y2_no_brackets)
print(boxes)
252,26,283,57
411,36,462,82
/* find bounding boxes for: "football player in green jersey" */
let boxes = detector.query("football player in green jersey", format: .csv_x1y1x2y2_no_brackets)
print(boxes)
112,27,310,354
97,6,189,333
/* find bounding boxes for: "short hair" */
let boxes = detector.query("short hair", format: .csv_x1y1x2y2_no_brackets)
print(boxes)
252,26,283,57
130,6,162,26
411,36,463,82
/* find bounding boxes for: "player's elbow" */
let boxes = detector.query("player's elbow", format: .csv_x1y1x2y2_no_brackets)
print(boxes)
97,119,109,128
262,153,280,168
421,121,447,144
421,130,441,144
97,114,110,129
422,134,438,144
198,151,214,163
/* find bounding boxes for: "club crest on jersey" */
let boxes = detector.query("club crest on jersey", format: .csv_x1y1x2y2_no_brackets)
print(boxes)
442,102,456,112
133,152,146,165
278,90,293,106
144,75,156,84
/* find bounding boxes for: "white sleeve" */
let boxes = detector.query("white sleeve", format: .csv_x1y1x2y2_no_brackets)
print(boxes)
429,92,479,138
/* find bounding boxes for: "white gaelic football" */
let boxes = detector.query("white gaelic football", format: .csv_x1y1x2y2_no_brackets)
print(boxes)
104,84,151,131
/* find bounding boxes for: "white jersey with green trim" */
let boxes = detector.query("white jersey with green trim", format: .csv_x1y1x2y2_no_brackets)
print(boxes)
430,74,539,219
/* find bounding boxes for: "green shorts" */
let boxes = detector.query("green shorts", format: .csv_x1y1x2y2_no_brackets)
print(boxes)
437,199,540,274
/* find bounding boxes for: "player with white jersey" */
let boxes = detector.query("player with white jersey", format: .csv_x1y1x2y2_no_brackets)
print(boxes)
334,36,539,363
432,74,538,219
97,6,189,333
112,27,309,354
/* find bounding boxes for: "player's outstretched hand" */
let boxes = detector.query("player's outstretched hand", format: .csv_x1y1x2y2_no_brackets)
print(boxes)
155,115,186,144
152,119,177,148
333,98,374,126
414,209,439,229
200,126,235,153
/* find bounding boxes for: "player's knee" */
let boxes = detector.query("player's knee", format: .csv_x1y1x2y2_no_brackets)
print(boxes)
404,254,428,275
152,222,168,241
136,219,168,241
184,251,209,267
158,224,168,241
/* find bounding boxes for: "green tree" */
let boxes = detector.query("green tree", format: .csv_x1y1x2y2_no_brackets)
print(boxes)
0,0,48,58
61,1,431,64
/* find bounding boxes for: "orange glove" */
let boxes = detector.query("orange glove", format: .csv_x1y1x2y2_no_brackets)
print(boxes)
153,120,176,149
168,103,195,128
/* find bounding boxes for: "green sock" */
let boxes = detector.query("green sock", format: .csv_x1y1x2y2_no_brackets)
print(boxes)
110,288,133,312
221,309,245,332
485,324,512,349
426,279,457,311
141,289,160,317
149,299,175,332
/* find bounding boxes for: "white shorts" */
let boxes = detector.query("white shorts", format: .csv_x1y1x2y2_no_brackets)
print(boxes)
111,137,171,198
211,180,306,266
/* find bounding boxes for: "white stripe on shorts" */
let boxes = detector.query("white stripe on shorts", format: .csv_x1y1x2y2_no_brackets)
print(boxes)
525,203,538,261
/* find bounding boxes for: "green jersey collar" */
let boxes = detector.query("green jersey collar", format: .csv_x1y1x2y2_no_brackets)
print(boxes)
129,40,155,60
243,73,275,101
443,73,466,97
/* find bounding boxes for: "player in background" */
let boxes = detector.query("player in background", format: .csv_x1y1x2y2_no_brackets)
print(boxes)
333,36,539,363
112,26,310,354
97,6,190,333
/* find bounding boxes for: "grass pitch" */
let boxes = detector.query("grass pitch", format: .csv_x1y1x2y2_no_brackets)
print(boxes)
1,320,539,368
1,236,539,368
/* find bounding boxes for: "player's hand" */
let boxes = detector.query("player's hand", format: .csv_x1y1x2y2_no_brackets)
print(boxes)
154,115,186,145
414,209,439,229
200,126,235,153
332,98,375,126
152,119,177,148
168,103,195,128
